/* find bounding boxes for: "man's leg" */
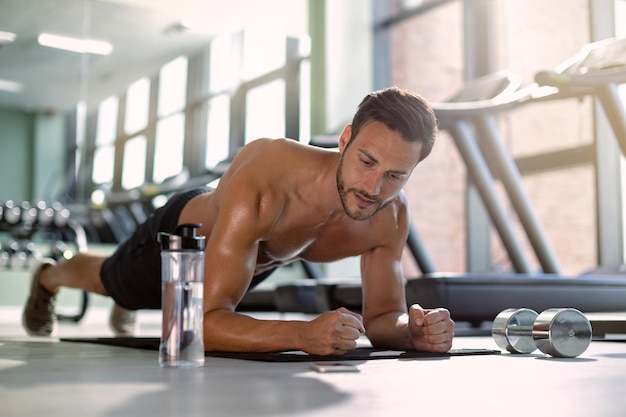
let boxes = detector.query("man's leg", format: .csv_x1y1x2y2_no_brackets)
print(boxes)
40,252,108,295
22,253,108,336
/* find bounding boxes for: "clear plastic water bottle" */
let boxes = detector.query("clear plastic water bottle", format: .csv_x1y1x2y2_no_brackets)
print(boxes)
157,224,206,368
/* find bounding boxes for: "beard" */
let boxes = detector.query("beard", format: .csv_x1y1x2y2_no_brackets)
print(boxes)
336,155,386,221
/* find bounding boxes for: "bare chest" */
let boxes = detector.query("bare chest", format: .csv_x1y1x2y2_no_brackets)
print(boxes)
256,220,377,270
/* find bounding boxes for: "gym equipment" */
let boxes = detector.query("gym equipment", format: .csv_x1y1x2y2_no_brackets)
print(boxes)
0,200,91,322
433,71,560,274
36,201,54,227
3,200,21,225
535,37,626,155
6,241,38,269
492,308,538,354
535,36,626,269
533,308,593,358
20,202,37,225
492,308,592,358
51,202,70,228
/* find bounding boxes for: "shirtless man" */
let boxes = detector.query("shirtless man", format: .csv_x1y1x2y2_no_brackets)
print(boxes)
23,87,455,355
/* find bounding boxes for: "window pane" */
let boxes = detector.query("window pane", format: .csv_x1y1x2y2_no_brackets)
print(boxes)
125,77,150,134
158,56,188,116
242,27,286,81
122,135,146,189
209,34,236,93
206,94,230,169
92,145,114,184
96,96,118,145
245,79,285,144
154,113,185,183
75,101,87,179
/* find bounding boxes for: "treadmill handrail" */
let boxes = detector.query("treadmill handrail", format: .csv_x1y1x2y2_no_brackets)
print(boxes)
536,37,626,88
536,68,626,88
431,86,534,120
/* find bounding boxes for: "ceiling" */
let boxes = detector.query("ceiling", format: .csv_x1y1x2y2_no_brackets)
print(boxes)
0,0,307,113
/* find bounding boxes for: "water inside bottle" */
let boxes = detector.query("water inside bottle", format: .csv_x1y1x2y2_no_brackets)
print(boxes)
159,281,205,367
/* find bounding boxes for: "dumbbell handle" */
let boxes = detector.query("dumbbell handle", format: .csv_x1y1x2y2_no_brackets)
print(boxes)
506,324,567,349
506,325,534,337
531,322,550,342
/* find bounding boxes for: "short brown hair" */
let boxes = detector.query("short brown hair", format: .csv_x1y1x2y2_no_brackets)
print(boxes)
349,87,438,162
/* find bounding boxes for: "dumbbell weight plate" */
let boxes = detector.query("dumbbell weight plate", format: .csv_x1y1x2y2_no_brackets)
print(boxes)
4,201,21,224
492,308,539,354
532,308,592,358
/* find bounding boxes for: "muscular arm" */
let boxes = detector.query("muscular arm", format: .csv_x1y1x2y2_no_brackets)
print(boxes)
200,144,363,354
201,175,300,353
360,228,414,350
360,198,454,352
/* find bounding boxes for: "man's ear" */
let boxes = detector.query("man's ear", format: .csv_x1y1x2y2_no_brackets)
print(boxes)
338,124,352,153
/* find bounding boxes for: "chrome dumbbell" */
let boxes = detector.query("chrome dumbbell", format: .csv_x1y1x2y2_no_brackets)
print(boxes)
51,202,70,228
36,201,54,227
0,243,10,268
3,200,21,225
20,201,38,225
492,308,592,358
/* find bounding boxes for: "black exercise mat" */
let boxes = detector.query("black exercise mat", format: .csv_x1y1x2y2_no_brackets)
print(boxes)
61,337,500,362
206,347,500,362
61,337,161,351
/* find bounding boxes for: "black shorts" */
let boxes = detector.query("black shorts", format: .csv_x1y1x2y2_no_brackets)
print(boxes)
100,186,275,310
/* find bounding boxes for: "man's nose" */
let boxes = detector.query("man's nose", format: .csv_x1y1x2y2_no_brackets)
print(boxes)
361,172,382,196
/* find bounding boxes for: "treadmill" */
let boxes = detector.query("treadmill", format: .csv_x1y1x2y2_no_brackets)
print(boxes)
314,37,626,327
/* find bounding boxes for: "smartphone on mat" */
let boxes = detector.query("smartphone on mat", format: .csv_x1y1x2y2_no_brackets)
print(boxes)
309,362,360,373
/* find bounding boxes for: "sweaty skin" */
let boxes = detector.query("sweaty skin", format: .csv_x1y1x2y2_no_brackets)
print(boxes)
177,121,455,355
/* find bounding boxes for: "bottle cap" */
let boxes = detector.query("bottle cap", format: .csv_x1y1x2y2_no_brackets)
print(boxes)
158,223,206,251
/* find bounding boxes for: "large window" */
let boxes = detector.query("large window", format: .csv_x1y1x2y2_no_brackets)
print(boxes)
84,28,309,214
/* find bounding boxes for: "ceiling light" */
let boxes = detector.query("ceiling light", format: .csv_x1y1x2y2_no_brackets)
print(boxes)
0,31,17,45
0,79,23,93
163,21,191,36
37,33,113,56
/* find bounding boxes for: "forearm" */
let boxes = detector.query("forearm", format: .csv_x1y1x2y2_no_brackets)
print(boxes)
203,309,307,353
365,311,414,350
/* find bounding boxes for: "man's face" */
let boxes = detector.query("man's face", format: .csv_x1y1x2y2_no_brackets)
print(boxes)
336,121,423,221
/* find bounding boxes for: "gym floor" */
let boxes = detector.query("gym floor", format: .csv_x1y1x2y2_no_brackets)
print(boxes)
2,305,626,417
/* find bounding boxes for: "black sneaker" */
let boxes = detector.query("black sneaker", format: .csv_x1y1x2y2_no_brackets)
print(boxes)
22,259,58,336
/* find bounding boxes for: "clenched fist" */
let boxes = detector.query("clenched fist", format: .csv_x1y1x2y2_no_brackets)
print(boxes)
408,304,455,352
300,307,365,356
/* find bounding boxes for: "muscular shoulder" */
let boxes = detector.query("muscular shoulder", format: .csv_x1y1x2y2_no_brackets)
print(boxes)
227,139,314,178
214,139,319,236
240,137,311,159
